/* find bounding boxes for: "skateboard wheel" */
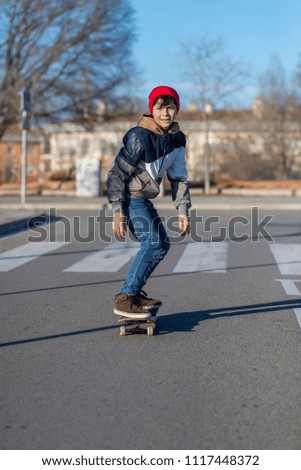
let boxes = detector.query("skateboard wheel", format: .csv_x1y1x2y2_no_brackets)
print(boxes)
120,326,126,336
147,326,154,336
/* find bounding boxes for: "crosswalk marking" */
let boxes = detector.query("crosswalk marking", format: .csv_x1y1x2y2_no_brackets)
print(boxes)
272,249,301,330
1,239,301,330
270,243,301,275
276,279,301,296
1,241,301,281
63,241,140,272
0,242,67,271
0,240,230,273
173,241,228,273
292,309,301,329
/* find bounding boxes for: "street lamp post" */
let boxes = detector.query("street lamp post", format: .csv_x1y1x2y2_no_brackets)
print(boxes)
21,126,27,205
20,90,31,205
203,102,212,195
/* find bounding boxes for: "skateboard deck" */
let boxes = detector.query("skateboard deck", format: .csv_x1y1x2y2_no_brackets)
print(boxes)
118,314,158,336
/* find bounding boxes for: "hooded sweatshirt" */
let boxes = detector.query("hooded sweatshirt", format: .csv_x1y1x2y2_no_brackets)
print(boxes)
106,115,191,214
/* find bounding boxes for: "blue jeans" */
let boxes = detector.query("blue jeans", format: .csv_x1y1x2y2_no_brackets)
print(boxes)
119,197,170,295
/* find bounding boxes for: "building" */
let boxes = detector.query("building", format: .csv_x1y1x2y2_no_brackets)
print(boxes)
2,101,301,188
0,125,41,185
41,103,301,189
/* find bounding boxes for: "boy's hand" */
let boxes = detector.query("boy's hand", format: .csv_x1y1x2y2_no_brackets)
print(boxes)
113,211,126,238
179,214,190,236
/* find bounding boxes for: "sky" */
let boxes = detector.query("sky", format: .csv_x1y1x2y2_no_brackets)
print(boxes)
130,0,301,108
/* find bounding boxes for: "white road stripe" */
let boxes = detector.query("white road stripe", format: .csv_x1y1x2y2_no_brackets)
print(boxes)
173,241,228,273
293,309,301,329
275,279,301,330
0,242,67,271
276,279,301,296
270,243,301,275
63,241,140,272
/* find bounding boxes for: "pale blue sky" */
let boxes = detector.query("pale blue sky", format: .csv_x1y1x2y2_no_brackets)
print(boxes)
130,0,301,108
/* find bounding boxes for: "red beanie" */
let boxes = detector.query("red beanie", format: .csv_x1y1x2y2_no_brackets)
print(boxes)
148,86,180,114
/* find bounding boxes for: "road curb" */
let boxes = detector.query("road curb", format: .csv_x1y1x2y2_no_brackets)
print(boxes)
0,203,107,211
2,187,301,197
3,202,301,212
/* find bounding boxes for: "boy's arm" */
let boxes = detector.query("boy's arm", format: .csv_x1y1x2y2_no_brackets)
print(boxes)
167,147,191,216
106,155,134,213
106,130,144,213
112,210,126,238
167,145,191,236
178,214,190,236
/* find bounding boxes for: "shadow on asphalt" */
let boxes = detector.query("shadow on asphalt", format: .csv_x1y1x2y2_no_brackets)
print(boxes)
158,298,301,334
1,298,300,348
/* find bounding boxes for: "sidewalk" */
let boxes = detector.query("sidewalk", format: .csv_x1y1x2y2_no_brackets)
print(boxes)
1,193,301,236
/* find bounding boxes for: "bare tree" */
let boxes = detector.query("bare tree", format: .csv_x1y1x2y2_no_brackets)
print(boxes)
257,55,300,179
294,53,301,102
179,34,250,193
218,137,278,181
179,34,250,110
0,0,137,138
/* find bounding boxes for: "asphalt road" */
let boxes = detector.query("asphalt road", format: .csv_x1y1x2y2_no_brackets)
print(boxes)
0,206,301,450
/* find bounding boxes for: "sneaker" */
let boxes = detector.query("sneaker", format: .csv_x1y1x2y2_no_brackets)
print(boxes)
114,294,152,319
136,290,162,310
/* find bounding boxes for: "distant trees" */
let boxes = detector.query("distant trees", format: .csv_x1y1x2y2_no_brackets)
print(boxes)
179,34,250,111
0,0,137,139
294,54,301,103
218,136,277,181
179,34,250,191
179,35,301,183
256,55,301,179
215,57,301,182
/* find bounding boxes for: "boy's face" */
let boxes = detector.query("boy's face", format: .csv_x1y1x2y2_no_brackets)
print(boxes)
152,99,177,130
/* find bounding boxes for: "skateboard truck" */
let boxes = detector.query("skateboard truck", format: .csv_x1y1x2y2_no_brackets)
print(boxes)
118,310,158,336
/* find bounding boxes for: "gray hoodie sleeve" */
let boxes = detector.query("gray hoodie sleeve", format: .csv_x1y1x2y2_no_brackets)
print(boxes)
167,147,191,215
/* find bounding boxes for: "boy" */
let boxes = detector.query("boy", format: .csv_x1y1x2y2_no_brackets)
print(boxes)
106,86,191,318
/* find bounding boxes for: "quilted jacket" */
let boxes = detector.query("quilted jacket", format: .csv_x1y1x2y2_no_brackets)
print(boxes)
106,115,191,214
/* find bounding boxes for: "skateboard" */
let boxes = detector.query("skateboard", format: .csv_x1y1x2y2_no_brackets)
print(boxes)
118,312,158,336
